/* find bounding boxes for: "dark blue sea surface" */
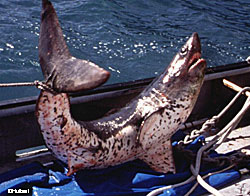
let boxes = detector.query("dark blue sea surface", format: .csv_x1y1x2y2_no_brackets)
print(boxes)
0,0,249,101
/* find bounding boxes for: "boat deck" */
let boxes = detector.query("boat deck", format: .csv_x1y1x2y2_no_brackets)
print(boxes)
206,125,250,195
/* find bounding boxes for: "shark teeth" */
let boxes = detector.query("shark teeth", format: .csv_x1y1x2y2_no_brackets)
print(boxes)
188,52,201,70
189,58,206,72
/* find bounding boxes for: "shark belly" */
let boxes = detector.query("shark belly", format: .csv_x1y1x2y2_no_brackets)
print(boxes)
36,90,141,175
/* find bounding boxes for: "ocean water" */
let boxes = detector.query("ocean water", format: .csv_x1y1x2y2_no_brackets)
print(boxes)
0,0,249,101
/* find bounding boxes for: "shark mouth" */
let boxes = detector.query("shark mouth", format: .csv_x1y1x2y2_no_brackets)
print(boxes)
188,52,205,71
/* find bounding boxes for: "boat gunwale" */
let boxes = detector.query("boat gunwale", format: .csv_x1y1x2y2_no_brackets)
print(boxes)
0,60,249,113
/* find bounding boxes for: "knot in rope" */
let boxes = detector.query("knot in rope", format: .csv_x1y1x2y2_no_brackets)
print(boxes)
178,116,218,145
33,80,57,94
0,80,57,94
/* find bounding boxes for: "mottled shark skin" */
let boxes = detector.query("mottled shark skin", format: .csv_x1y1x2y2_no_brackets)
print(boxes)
36,0,206,176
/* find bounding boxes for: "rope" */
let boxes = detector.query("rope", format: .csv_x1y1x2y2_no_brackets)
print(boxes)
147,176,196,196
209,95,250,151
185,164,235,196
147,82,250,196
247,56,250,64
0,81,39,87
178,86,250,145
187,90,250,196
0,80,57,94
190,165,224,196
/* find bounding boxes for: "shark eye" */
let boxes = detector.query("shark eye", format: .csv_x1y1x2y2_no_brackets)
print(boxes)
180,47,187,56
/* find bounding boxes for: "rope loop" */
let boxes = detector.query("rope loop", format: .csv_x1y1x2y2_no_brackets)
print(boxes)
33,80,57,94
0,80,57,94
148,81,250,196
246,56,250,64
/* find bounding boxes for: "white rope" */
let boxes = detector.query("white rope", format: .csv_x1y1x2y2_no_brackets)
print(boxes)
0,80,57,94
246,56,250,64
189,165,224,196
184,164,235,196
147,83,250,196
147,176,196,196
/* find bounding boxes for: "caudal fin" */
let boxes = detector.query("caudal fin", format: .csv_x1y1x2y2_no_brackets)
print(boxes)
39,0,110,92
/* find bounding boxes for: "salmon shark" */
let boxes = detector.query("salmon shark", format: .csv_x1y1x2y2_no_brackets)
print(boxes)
36,0,206,176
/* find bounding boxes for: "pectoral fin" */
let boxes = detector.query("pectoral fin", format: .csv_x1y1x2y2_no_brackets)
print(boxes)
137,109,176,173
138,108,166,150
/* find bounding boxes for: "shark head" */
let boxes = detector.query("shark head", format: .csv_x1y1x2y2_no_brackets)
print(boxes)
136,32,206,127
163,32,205,83
148,32,206,104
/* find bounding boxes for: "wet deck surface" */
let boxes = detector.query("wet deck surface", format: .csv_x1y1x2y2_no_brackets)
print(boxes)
207,125,250,195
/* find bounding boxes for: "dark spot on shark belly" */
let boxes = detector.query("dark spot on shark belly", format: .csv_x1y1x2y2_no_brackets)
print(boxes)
113,150,118,157
159,119,162,126
60,116,67,129
127,139,130,146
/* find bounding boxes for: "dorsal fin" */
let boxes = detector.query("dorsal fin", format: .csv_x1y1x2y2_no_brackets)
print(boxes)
39,0,110,92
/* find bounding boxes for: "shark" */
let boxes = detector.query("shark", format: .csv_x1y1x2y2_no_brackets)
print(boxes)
36,0,206,176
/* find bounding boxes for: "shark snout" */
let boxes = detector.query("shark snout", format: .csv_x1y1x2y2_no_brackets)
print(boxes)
189,32,201,53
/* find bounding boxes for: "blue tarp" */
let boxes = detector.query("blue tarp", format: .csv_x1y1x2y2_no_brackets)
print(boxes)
0,134,242,196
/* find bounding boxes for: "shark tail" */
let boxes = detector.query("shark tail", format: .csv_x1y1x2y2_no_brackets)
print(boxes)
39,0,110,92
